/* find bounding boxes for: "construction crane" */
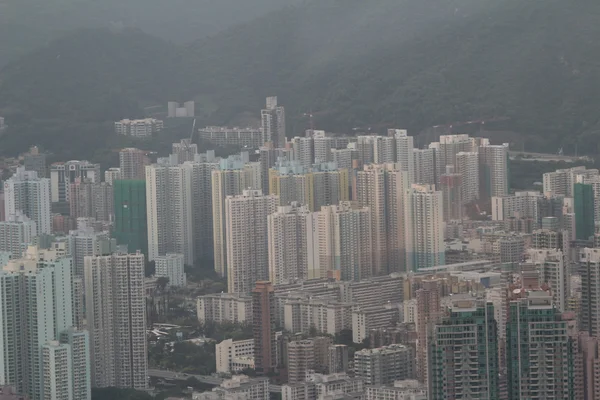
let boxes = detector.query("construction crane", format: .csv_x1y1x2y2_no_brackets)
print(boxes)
180,118,197,152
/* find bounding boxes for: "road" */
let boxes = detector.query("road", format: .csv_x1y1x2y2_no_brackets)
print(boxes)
148,369,282,392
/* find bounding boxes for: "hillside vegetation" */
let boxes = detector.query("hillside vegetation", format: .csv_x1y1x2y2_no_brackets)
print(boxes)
1,0,600,158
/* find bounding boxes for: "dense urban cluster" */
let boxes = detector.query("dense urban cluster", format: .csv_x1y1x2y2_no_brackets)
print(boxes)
0,97,597,400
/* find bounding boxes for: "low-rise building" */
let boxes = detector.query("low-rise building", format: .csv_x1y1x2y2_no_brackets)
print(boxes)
194,376,269,400
197,293,252,324
354,344,414,385
216,339,254,373
114,118,163,137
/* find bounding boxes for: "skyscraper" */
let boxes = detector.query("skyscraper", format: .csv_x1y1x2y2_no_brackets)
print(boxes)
290,136,314,168
430,298,499,400
0,246,88,400
412,148,437,185
69,178,94,219
212,157,261,277
172,139,198,163
355,163,409,275
439,167,463,221
575,180,595,240
405,184,445,271
525,249,569,312
3,167,51,234
0,213,37,258
261,96,286,148
506,291,577,399
119,148,149,180
313,202,373,281
252,281,276,375
267,203,313,285
479,143,509,200
354,344,413,385
50,160,101,204
112,180,147,255
189,161,219,261
415,280,441,384
437,134,477,176
41,342,73,400
580,248,600,337
146,163,194,265
456,151,480,204
225,190,278,293
84,251,147,390
393,130,415,185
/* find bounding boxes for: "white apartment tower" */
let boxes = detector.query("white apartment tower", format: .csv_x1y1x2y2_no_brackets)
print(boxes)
456,151,480,204
437,134,477,175
118,148,148,180
0,246,88,400
3,167,51,234
0,213,37,258
155,253,187,287
355,164,409,275
413,148,437,185
267,203,313,285
479,143,509,199
212,158,261,277
291,136,314,169
405,184,445,271
262,96,286,148
104,167,122,185
41,342,72,400
525,249,569,312
225,190,278,293
146,163,194,265
313,202,373,281
393,130,415,185
84,251,147,390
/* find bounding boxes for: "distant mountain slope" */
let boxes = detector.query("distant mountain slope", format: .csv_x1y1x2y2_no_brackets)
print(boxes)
0,0,300,66
1,0,600,158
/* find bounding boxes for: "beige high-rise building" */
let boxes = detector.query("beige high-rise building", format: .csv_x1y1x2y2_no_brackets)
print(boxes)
212,159,261,277
118,148,149,180
226,191,278,293
393,129,415,185
84,251,147,390
437,134,477,176
413,148,437,185
312,202,372,281
269,161,349,212
405,184,445,271
267,203,314,285
479,143,509,200
146,163,194,265
456,151,480,204
355,163,409,275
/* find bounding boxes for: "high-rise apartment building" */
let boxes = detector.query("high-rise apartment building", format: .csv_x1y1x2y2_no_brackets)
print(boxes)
313,131,334,164
430,298,499,400
104,167,122,185
290,136,314,168
92,182,114,222
199,126,263,149
171,139,198,163
226,190,278,293
119,148,149,180
413,148,437,185
525,249,569,312
60,328,91,400
456,151,480,204
354,344,413,385
491,191,541,223
41,342,72,400
313,202,373,281
197,293,252,324
50,161,101,204
114,118,163,137
575,180,595,240
506,291,577,400
69,178,94,219
3,167,51,234
415,281,441,384
212,156,261,276
0,213,37,258
84,251,147,390
259,143,292,195
23,146,47,178
267,204,313,285
393,130,415,184
437,134,477,176
543,166,598,197
0,246,88,400
269,161,349,212
287,340,315,384
112,180,147,255
580,248,600,337
261,96,286,148
253,281,276,375
355,163,409,275
440,167,463,221
146,163,194,265
154,253,186,287
187,161,219,261
405,184,445,271
479,143,509,200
